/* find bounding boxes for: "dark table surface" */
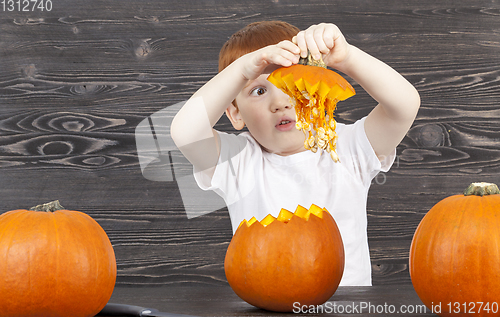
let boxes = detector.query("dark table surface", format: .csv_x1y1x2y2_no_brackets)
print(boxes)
102,283,437,317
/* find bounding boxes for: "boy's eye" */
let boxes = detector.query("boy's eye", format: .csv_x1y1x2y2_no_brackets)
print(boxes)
250,87,267,96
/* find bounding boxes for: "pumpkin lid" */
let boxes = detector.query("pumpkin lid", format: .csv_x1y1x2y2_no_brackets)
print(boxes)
267,52,355,163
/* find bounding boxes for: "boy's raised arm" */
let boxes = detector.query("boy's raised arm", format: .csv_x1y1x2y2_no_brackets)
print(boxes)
346,46,420,160
170,41,300,177
294,23,420,160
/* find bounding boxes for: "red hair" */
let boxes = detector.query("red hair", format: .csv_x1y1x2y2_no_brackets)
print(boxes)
218,21,300,72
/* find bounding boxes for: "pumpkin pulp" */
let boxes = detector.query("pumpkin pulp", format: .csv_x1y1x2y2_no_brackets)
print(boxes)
267,54,355,162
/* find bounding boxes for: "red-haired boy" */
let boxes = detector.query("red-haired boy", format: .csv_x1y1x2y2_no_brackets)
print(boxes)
171,21,420,286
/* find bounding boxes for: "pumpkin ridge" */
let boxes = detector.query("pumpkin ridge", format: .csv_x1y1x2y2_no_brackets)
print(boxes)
4,210,32,259
73,210,100,285
450,197,468,300
71,210,116,313
0,210,28,248
51,208,62,306
0,210,28,314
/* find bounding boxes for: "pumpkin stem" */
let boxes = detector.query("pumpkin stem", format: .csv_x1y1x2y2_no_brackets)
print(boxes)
29,200,65,212
463,182,500,196
298,50,327,69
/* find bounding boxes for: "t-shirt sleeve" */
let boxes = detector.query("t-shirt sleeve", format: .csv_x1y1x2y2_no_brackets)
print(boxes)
336,117,396,186
193,130,252,204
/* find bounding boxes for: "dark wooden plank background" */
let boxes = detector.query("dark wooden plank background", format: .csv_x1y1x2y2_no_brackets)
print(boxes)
1,0,499,286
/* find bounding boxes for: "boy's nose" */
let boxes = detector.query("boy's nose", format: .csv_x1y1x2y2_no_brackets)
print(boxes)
271,94,293,113
272,103,292,113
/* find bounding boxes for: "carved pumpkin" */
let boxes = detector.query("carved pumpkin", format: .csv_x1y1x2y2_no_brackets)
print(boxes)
409,183,500,316
268,55,355,162
0,201,116,317
224,204,344,312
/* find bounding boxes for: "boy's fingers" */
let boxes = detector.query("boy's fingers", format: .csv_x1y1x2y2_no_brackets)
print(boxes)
313,27,331,55
299,25,327,60
297,23,342,60
294,31,308,58
258,47,298,69
277,40,300,55
280,50,300,66
304,31,321,60
323,25,336,49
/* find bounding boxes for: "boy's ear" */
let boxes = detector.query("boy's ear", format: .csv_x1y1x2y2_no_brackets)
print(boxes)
225,103,245,130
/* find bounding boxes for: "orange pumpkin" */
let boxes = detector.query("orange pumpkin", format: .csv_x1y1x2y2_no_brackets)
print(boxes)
0,201,116,317
409,182,500,316
268,55,355,162
224,204,344,312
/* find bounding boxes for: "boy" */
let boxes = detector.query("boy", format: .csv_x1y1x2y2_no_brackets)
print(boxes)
171,21,420,286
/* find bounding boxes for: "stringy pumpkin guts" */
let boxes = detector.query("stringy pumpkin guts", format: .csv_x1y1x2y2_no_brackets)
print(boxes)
268,56,355,162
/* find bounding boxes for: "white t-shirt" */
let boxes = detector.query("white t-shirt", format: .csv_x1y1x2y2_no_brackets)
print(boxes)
194,117,395,286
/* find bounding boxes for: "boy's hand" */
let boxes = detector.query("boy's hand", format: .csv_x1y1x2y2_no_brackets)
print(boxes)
240,40,300,81
293,23,351,69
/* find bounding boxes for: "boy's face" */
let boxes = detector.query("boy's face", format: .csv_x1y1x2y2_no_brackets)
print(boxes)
230,74,307,156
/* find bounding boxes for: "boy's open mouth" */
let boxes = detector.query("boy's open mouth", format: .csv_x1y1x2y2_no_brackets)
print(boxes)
275,117,296,132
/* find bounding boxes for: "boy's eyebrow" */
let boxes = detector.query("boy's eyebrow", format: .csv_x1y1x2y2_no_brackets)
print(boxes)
243,77,266,89
242,79,255,90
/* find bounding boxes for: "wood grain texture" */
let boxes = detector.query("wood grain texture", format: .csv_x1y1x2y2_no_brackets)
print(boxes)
1,0,499,286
